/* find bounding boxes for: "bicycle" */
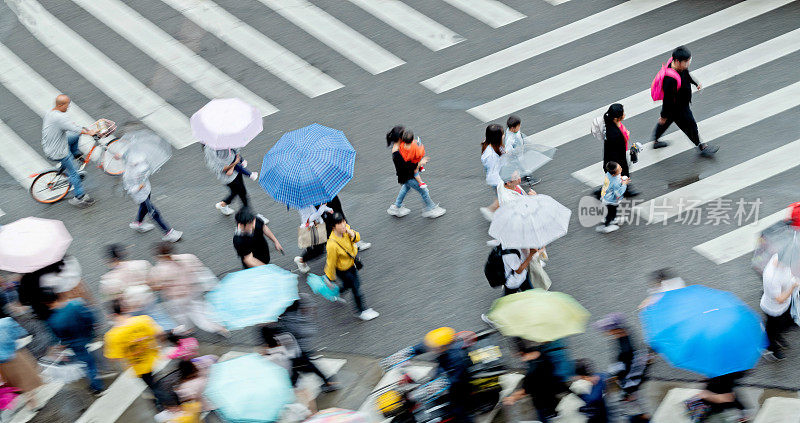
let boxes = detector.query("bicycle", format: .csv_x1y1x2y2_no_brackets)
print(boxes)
29,119,126,204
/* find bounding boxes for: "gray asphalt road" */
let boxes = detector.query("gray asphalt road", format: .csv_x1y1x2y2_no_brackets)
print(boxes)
1,0,800,420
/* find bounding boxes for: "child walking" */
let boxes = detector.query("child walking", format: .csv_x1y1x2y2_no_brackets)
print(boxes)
124,153,182,242
597,161,628,233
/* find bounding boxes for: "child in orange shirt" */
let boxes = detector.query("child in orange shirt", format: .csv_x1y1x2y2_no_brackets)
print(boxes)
398,129,428,188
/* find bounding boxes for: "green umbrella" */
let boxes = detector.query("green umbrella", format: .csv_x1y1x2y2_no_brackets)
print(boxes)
487,290,590,342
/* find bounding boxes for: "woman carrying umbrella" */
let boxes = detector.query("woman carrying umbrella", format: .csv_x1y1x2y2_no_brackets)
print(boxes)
124,152,182,242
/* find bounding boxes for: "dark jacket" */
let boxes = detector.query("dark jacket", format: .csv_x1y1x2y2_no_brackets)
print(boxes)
661,68,697,118
393,151,417,184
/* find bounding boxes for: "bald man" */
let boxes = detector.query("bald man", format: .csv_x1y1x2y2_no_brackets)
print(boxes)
42,95,97,206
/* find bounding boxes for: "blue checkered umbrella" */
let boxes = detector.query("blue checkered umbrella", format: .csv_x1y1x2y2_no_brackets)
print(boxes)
259,124,356,209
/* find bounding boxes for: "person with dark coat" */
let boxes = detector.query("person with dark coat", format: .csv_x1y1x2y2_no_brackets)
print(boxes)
601,103,639,197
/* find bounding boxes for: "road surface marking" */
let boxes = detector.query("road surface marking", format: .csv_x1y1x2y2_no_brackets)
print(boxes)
634,137,800,224
346,0,463,51
421,0,678,93
466,0,794,122
70,0,278,116
258,0,404,75
693,208,790,264
524,28,800,149
0,119,52,189
160,0,343,98
7,0,194,148
571,81,800,186
440,0,525,28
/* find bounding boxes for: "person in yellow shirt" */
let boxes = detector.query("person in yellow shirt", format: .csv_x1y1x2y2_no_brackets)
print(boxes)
324,213,379,321
104,299,168,410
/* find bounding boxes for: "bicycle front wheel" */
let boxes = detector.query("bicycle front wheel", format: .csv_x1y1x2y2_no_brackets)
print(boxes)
102,138,126,175
30,170,71,203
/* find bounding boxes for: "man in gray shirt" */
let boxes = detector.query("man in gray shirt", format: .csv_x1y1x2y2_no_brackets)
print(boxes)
42,95,97,206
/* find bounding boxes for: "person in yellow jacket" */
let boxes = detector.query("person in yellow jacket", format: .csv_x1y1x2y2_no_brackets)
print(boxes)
324,213,379,321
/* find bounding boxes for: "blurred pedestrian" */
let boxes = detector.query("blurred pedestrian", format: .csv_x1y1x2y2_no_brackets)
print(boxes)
41,94,98,207
324,213,379,321
760,254,799,361
596,161,628,233
386,126,446,219
104,299,169,410
42,288,104,395
652,46,719,157
501,245,536,296
233,208,284,269
18,256,92,321
684,371,747,422
601,104,639,197
639,268,686,309
573,359,610,423
480,124,505,221
0,314,43,411
503,339,561,422
148,243,229,338
204,146,251,216
123,153,182,242
505,115,541,185
99,244,151,304
174,357,216,411
154,391,202,423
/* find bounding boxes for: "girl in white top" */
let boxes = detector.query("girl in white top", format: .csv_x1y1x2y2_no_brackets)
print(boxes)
761,254,799,359
480,124,505,221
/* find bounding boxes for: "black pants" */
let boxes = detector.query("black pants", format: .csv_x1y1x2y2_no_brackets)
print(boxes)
222,173,249,207
765,308,794,352
140,372,168,411
336,266,366,312
653,106,701,146
605,204,618,225
448,380,474,423
291,352,329,384
302,244,326,263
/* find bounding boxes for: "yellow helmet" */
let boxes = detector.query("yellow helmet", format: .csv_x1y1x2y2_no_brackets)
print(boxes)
424,327,455,348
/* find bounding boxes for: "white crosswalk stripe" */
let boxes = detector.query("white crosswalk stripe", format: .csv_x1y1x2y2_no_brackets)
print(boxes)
572,81,800,187
346,0,463,51
421,0,678,94
70,0,278,117
634,137,800,224
0,119,50,189
693,208,790,265
466,0,793,122
6,0,194,149
524,28,800,149
258,0,404,75
159,0,343,98
542,0,574,5
440,0,525,28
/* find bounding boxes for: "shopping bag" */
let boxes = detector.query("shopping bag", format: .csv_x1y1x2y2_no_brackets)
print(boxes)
306,273,339,302
298,223,328,249
528,250,551,290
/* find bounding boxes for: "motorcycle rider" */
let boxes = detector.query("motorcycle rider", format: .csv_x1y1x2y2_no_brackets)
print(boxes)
382,327,474,422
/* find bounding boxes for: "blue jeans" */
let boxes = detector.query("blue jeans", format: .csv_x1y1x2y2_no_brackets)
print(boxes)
71,343,103,391
394,179,435,210
136,196,170,233
60,157,84,197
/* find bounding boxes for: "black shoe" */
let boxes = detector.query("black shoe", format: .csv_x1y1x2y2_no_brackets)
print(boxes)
699,143,719,157
652,140,669,149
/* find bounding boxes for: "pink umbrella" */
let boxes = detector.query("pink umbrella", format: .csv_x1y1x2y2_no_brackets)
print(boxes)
304,408,370,423
0,217,73,273
190,98,263,149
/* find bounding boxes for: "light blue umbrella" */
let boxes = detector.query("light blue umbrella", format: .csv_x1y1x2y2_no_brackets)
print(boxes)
640,285,767,377
206,265,299,330
259,123,356,209
205,353,294,422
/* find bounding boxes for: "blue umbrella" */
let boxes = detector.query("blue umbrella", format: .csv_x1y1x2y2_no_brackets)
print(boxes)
206,265,299,330
640,285,767,377
205,353,294,422
259,123,356,209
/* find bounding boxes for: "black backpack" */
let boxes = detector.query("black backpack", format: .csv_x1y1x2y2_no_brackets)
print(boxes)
484,246,520,288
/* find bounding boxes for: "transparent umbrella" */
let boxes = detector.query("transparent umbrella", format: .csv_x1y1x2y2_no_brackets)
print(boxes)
120,130,172,174
488,195,571,249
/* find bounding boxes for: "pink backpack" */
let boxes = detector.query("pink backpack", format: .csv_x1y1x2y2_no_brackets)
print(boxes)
651,58,681,101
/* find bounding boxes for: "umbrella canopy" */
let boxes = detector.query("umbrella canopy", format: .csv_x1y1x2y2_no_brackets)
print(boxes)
488,195,571,249
206,265,299,330
120,130,172,174
191,98,263,149
499,146,555,182
205,353,294,423
752,220,800,275
640,285,767,377
305,408,370,423
487,290,590,342
259,124,356,209
0,217,72,273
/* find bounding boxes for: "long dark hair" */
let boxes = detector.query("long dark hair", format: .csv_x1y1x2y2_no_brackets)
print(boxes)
386,125,405,147
18,259,66,320
481,124,504,155
603,103,624,128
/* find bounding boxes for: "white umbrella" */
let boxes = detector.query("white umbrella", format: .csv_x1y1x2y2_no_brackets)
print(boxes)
488,195,571,249
190,98,262,149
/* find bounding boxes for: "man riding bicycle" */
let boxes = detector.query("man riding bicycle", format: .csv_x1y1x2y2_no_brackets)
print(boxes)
42,94,98,207
382,327,474,422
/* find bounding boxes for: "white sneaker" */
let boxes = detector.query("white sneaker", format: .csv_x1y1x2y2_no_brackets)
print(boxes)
387,204,411,217
486,239,501,247
162,229,183,242
294,256,310,273
129,222,155,233
249,172,258,181
333,297,348,305
241,160,248,168
422,206,446,218
215,202,235,216
355,241,372,251
358,308,379,321
610,217,621,225
596,224,619,233
479,207,494,221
